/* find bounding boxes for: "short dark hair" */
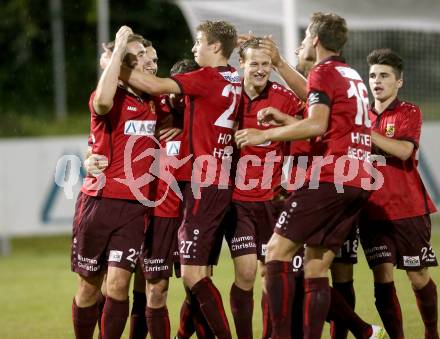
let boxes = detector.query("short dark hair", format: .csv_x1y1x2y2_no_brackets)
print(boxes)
238,37,263,60
170,59,200,76
104,34,152,52
196,20,237,59
308,12,348,53
367,48,403,79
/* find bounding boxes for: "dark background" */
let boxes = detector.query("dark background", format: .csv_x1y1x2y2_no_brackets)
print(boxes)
0,0,193,136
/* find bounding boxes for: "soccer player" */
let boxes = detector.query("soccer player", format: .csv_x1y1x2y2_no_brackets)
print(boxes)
235,12,372,338
138,59,200,339
119,21,240,338
359,48,438,339
87,55,200,339
260,38,384,339
93,36,162,339
71,27,157,339
222,37,305,338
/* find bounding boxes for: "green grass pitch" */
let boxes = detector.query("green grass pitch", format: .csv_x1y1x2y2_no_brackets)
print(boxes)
1,227,439,338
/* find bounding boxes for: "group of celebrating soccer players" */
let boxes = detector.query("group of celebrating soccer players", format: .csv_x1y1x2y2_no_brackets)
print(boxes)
70,10,438,339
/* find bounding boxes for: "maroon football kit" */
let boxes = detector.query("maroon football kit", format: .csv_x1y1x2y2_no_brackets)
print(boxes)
275,56,371,252
225,81,304,261
171,66,242,265
82,87,157,201
172,66,241,185
71,86,156,276
233,81,304,202
360,99,438,269
140,132,183,279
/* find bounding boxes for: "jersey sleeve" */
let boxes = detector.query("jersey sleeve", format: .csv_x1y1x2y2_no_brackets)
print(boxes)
282,92,306,117
307,67,334,107
395,105,422,148
88,91,97,115
171,67,211,97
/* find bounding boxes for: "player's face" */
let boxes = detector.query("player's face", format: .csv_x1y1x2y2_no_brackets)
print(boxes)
145,46,158,75
369,64,403,102
300,26,317,63
240,48,272,89
125,41,148,73
295,45,314,77
192,31,213,67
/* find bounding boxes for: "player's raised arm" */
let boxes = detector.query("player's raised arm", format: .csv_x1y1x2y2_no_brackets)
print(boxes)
259,36,307,100
120,65,181,96
93,26,131,115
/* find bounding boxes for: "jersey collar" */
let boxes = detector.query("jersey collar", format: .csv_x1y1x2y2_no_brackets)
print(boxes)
315,55,346,67
117,82,148,103
370,98,400,116
242,80,271,101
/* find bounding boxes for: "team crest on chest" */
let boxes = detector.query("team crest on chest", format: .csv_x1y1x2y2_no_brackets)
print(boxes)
385,123,395,137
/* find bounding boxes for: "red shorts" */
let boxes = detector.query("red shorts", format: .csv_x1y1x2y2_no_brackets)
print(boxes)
224,200,283,261
178,183,232,265
71,192,148,277
359,215,438,270
275,183,370,253
333,226,359,264
140,216,181,280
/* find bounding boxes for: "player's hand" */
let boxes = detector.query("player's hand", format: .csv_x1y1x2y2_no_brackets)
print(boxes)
113,26,133,58
159,127,182,142
99,43,112,70
259,36,283,68
257,107,288,126
237,30,255,46
84,154,109,177
235,128,267,148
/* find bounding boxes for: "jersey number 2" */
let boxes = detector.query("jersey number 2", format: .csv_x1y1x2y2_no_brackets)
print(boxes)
214,84,241,129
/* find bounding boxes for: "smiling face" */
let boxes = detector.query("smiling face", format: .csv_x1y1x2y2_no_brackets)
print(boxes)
240,47,272,90
369,64,402,103
124,41,148,73
191,31,215,67
144,46,158,75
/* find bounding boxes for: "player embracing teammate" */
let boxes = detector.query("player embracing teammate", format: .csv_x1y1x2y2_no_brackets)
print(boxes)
236,12,377,339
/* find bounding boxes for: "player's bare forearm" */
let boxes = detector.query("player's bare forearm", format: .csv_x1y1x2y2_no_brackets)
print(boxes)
258,37,307,100
264,105,328,142
236,114,325,149
93,48,125,115
275,59,308,101
371,131,414,161
264,118,323,142
120,66,181,96
94,26,132,115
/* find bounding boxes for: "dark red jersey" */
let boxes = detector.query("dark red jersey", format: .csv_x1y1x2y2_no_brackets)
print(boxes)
149,96,182,217
82,86,157,201
283,139,312,193
151,133,183,218
306,56,372,188
233,81,304,201
171,66,242,185
363,99,437,220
